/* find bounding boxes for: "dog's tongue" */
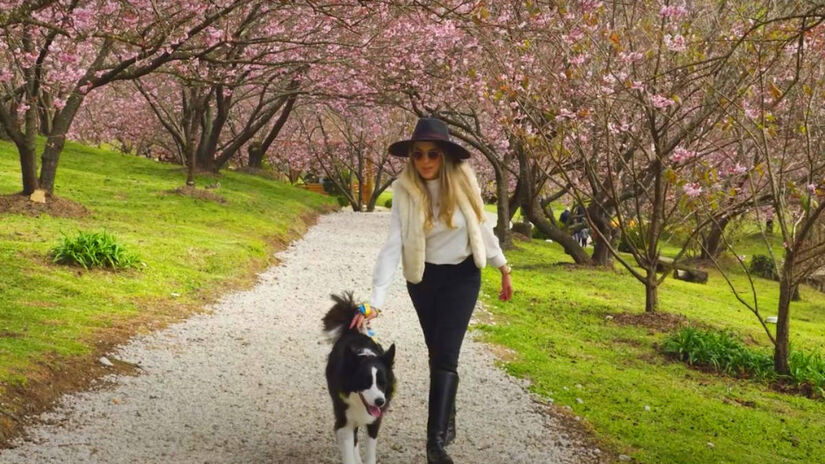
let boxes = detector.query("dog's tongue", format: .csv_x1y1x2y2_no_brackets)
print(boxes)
367,405,382,417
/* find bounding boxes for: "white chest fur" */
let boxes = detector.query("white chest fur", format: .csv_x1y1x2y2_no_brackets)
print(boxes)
343,392,378,426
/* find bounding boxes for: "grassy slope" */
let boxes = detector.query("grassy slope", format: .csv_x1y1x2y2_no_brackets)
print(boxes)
477,238,825,463
0,139,335,389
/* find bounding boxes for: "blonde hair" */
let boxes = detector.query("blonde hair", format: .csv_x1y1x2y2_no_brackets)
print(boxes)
400,150,486,233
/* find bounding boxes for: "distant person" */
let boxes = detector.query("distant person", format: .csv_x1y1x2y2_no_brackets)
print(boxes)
572,204,589,247
573,204,586,224
573,227,590,247
559,207,571,226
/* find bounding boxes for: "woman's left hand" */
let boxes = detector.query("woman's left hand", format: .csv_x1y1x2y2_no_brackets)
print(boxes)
499,273,514,301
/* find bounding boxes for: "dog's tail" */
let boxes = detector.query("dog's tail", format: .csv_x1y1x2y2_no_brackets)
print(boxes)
322,291,360,343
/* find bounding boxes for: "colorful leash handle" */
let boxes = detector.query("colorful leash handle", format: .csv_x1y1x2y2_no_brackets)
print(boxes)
358,303,373,317
358,303,376,338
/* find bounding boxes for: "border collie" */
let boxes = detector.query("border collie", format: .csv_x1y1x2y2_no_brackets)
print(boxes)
323,291,396,464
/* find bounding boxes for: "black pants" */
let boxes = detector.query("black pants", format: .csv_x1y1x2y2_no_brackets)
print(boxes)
406,255,481,373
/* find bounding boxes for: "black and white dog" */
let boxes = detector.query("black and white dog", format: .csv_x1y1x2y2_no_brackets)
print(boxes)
323,291,396,464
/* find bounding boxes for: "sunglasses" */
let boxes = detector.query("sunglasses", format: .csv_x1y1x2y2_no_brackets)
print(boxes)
411,150,442,161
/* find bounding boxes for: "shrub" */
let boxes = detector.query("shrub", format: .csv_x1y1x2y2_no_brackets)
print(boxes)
749,254,778,280
662,327,825,397
662,327,774,379
335,195,349,207
531,224,549,240
789,350,825,395
384,198,392,208
618,222,645,253
50,231,139,270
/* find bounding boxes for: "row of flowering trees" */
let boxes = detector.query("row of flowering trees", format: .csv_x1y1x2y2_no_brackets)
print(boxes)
3,0,824,375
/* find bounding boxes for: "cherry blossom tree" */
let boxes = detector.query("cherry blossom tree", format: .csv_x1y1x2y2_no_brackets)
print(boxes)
0,0,267,197
502,0,811,312
725,12,825,374
291,101,407,212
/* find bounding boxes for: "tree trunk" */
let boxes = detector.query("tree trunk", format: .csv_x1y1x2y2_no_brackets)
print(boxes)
588,204,615,267
38,103,53,136
39,95,83,194
524,194,592,263
700,216,730,260
0,106,39,194
592,236,613,266
0,122,9,140
22,105,40,195
39,133,67,194
19,143,39,195
645,270,659,313
493,164,513,249
186,146,196,187
774,276,793,375
515,138,590,263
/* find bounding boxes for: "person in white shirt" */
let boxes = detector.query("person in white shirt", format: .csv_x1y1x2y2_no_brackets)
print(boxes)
351,118,513,464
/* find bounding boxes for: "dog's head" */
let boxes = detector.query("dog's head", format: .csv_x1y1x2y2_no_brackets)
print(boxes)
344,343,396,418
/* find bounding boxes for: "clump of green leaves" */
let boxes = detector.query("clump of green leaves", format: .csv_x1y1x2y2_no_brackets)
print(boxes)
749,254,778,280
663,327,825,398
50,231,139,270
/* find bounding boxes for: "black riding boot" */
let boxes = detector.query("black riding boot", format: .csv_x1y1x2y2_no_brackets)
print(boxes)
444,375,457,445
427,369,458,464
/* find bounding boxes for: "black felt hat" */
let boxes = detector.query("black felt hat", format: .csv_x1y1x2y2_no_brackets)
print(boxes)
388,118,471,159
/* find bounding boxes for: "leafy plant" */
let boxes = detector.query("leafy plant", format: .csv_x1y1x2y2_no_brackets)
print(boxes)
617,221,645,253
748,254,779,280
50,231,140,270
663,327,825,397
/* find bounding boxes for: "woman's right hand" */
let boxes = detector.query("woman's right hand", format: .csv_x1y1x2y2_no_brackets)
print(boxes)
349,306,380,331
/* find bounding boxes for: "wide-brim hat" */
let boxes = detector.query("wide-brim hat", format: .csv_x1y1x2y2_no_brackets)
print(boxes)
388,117,471,159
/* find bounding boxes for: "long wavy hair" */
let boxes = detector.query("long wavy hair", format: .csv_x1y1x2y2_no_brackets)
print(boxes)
399,143,486,233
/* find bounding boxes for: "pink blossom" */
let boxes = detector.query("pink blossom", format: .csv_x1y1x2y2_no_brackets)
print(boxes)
555,108,576,121
659,4,688,20
664,34,687,53
619,51,644,63
0,69,12,82
204,26,223,47
671,146,698,162
742,101,760,119
807,183,817,195
650,94,674,108
683,183,702,198
53,97,66,110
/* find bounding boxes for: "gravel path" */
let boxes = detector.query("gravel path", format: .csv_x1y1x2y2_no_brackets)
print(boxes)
1,210,599,463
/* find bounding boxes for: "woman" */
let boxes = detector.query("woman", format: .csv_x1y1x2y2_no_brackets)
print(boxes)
352,118,514,464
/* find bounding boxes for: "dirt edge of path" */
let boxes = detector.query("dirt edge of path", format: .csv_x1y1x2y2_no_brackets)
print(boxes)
472,307,622,464
0,206,335,448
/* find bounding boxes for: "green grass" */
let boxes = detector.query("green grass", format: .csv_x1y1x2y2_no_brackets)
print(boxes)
0,138,335,390
477,239,825,463
376,189,393,208
484,203,526,223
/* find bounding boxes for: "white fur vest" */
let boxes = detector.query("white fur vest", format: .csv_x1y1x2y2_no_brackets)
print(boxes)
392,163,486,284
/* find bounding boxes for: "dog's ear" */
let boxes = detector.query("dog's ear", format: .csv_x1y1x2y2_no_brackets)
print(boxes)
382,343,396,367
